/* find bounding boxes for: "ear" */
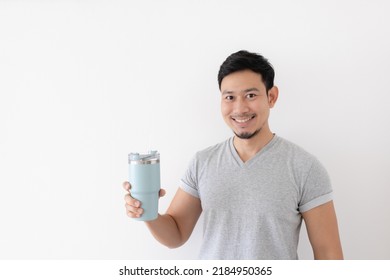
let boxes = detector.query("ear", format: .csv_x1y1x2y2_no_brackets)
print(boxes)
267,86,279,108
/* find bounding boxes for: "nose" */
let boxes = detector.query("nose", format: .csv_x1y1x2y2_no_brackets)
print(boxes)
233,97,250,114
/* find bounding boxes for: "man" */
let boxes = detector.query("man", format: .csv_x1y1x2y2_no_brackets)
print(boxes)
123,50,343,259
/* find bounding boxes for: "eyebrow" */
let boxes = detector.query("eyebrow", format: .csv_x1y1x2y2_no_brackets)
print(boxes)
222,87,260,95
243,87,260,93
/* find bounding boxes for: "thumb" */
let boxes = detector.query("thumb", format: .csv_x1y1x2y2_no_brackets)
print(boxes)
122,181,131,192
159,188,166,198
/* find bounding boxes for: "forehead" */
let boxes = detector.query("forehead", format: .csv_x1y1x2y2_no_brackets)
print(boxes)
220,70,265,92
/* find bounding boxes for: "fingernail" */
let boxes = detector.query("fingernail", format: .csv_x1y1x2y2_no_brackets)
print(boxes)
135,201,140,207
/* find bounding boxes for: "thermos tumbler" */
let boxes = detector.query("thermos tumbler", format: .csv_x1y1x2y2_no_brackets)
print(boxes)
128,150,160,221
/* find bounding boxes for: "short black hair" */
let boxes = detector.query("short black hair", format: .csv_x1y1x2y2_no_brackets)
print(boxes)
218,50,275,91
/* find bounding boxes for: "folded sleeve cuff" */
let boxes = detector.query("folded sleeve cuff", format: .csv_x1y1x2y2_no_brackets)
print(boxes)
180,181,200,198
299,192,333,213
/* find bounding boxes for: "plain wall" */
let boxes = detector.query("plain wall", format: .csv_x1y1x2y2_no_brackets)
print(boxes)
0,0,389,259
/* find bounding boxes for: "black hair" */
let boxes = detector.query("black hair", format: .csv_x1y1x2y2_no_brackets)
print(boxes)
218,50,275,92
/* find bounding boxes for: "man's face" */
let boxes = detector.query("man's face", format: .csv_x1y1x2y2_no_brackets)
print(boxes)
220,70,277,139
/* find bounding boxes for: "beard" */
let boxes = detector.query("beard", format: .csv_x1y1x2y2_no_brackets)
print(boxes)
234,128,261,139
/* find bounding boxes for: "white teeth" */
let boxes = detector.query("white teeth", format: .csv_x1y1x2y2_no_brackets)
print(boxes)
234,116,253,123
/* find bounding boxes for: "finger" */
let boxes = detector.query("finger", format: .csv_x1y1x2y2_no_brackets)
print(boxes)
124,193,141,207
159,188,166,198
126,210,141,218
125,203,144,215
125,205,143,219
122,181,131,191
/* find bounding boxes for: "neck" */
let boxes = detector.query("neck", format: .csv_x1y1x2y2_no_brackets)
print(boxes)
233,126,274,162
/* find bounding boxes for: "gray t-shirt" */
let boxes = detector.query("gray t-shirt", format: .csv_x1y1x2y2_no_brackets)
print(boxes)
180,135,333,259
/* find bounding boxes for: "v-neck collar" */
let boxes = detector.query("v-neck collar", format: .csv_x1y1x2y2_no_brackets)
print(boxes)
228,134,279,168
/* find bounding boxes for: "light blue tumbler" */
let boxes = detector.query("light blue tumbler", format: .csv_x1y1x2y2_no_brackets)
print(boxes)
128,151,160,221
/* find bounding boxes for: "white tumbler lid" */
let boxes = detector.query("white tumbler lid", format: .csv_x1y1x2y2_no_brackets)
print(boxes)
128,150,160,164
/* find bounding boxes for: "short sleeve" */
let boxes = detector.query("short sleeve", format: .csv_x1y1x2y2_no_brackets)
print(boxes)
298,157,333,213
180,154,200,198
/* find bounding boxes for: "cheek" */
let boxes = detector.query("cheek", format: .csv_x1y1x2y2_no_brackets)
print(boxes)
252,102,269,114
220,103,230,117
255,106,270,120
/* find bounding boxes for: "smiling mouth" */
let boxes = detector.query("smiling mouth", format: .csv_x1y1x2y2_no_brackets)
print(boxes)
232,115,255,123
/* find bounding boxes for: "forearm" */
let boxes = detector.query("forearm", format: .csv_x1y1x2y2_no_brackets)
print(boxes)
145,213,184,249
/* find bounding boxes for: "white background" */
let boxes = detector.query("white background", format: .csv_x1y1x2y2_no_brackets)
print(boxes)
0,0,389,260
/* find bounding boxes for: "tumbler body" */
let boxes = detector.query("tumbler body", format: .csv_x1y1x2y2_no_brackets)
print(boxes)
128,151,160,221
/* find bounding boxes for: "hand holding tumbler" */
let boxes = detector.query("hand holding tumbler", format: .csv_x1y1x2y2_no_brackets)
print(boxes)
128,151,161,221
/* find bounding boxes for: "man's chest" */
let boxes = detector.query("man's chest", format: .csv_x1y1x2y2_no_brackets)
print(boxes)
197,163,300,215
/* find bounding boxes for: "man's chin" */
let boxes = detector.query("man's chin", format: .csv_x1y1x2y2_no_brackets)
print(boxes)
234,129,261,139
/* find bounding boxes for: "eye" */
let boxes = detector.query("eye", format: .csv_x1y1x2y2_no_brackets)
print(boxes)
246,93,257,99
225,95,234,101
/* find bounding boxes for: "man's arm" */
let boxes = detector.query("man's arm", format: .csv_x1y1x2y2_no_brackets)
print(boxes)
302,200,344,259
145,188,202,248
125,183,202,249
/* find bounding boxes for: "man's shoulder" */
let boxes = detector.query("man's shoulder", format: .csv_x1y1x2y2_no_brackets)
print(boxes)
193,138,231,161
274,135,318,163
274,136,329,178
